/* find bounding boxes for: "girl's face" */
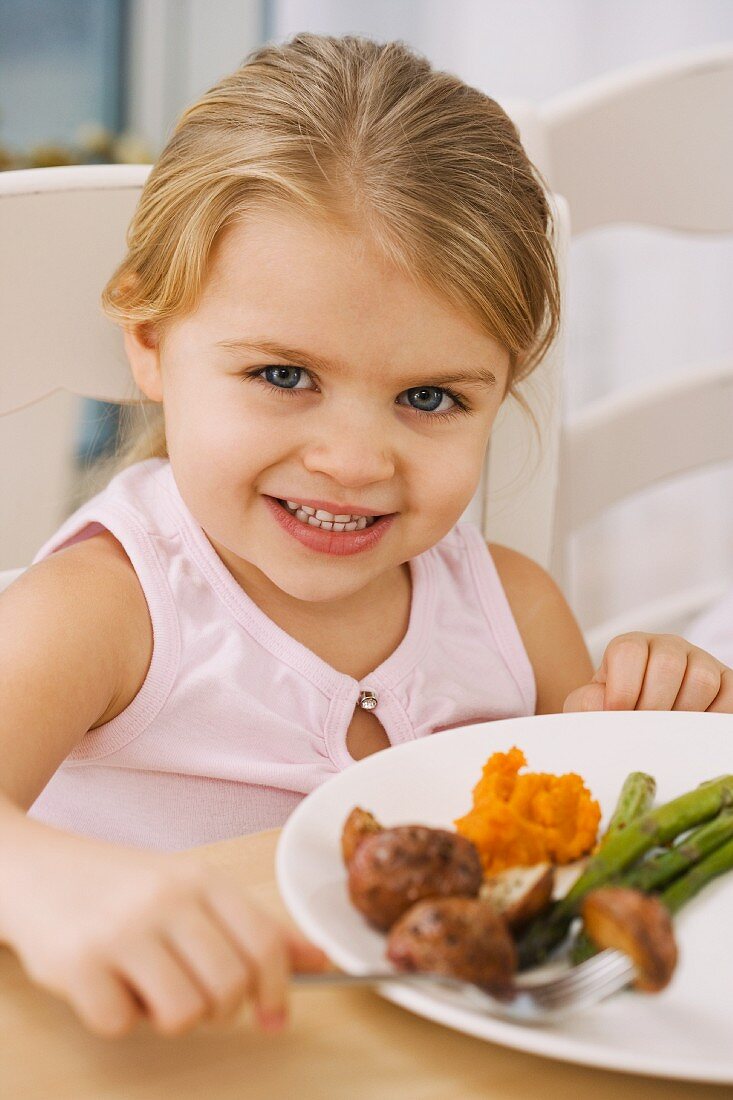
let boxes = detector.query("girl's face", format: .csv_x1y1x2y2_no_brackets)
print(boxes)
125,207,510,606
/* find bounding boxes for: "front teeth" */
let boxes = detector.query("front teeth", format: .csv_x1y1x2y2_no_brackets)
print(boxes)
283,500,375,532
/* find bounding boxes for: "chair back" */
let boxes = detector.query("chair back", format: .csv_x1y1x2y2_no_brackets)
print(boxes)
540,44,733,657
0,165,149,569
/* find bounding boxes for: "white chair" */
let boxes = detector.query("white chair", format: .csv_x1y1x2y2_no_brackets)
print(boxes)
0,164,149,577
488,46,733,661
541,43,733,658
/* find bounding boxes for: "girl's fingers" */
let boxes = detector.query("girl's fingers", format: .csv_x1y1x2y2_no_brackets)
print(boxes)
286,933,329,973
163,903,254,1018
563,682,605,712
635,636,688,710
565,642,732,714
110,933,210,1034
203,882,290,1027
601,634,650,709
670,651,723,711
66,958,144,1038
708,667,733,713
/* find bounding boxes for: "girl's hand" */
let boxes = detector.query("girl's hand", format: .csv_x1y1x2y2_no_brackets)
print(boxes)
563,633,733,714
0,820,327,1038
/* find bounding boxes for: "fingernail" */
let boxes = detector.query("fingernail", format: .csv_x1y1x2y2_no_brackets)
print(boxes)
257,1007,288,1033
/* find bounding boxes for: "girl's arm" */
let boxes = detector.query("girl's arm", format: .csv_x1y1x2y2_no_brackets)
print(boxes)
488,542,593,715
0,535,325,1037
0,530,152,808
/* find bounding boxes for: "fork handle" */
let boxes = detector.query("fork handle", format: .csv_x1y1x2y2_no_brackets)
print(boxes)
292,970,469,993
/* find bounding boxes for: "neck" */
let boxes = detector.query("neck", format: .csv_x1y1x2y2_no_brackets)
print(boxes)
206,533,410,632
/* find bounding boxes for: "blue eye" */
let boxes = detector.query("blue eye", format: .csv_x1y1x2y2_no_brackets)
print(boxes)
263,366,304,389
399,387,456,414
246,368,470,420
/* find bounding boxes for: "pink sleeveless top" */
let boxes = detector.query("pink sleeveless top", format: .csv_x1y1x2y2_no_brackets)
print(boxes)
28,459,535,850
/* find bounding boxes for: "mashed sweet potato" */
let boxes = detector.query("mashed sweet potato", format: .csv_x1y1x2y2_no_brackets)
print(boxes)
454,746,601,873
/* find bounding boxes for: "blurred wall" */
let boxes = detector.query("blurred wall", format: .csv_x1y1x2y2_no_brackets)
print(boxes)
0,0,124,148
125,0,263,150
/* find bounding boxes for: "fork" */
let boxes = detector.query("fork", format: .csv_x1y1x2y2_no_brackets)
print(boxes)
292,949,635,1022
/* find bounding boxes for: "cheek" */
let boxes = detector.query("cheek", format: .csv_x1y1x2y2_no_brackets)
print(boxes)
167,386,283,465
416,433,489,520
448,419,492,483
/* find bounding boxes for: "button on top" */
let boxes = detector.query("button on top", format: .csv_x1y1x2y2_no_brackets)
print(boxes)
357,690,378,710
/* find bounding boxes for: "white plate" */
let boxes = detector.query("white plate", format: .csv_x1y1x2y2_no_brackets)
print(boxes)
277,710,733,1083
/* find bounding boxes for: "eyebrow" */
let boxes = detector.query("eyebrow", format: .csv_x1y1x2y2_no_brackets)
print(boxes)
215,337,497,389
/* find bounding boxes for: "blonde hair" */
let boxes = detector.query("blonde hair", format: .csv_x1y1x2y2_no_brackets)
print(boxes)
103,33,560,468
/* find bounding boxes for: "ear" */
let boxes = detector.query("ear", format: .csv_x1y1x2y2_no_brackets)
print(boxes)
122,323,164,402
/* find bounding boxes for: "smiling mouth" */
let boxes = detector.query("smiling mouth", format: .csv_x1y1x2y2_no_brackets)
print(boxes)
276,499,380,531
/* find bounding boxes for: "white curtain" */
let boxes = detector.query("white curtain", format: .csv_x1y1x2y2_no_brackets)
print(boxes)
268,0,733,630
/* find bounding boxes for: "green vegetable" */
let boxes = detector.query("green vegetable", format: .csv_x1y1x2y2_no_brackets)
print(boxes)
572,809,733,964
603,772,656,839
518,775,733,970
662,835,733,914
627,809,733,893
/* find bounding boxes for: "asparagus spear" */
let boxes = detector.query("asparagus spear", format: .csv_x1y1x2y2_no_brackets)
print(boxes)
662,835,733,914
568,772,656,965
518,774,733,969
578,837,733,966
627,809,733,893
603,772,656,840
572,809,733,963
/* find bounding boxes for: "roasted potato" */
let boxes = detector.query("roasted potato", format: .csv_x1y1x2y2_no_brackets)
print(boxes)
347,825,483,931
387,896,517,994
581,886,678,992
341,806,382,865
479,863,555,929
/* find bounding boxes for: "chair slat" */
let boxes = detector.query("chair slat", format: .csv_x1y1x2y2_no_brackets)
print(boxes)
584,580,732,666
542,45,733,234
557,359,733,535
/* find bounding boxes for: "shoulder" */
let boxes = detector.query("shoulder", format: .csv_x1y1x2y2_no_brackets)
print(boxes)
42,528,147,610
487,542,593,714
487,543,575,641
487,543,561,611
25,530,153,726
0,531,154,806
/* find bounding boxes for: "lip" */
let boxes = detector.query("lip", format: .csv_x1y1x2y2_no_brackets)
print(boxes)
271,496,395,519
264,496,396,557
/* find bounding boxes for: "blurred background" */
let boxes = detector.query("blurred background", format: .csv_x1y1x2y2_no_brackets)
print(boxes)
1,0,732,632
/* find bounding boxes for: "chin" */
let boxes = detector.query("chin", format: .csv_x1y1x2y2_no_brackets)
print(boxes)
264,566,368,605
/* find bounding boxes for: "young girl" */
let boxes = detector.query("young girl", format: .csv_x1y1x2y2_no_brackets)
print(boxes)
1,33,730,1042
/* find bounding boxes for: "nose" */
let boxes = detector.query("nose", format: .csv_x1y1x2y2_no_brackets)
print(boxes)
301,408,396,488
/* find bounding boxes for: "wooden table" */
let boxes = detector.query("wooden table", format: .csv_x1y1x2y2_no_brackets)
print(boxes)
1,829,726,1099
